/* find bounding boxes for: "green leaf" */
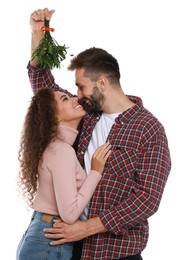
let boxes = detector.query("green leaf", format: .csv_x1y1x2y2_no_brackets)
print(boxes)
31,19,68,70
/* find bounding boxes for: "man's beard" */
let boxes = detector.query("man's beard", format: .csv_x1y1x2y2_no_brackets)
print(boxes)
79,87,105,113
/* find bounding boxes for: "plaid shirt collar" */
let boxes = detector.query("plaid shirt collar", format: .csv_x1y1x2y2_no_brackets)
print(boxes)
115,95,143,125
84,95,143,124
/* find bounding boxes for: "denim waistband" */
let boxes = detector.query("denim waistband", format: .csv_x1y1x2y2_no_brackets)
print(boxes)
32,211,59,224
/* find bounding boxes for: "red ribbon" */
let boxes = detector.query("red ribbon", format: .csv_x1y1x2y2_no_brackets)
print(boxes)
41,26,55,32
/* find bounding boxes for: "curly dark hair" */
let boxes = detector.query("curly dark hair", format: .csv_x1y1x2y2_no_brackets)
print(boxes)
17,89,59,208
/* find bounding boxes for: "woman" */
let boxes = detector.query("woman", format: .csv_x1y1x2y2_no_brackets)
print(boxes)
16,89,111,260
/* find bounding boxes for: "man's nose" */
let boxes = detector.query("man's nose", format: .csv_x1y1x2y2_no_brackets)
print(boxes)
77,89,83,99
72,96,78,103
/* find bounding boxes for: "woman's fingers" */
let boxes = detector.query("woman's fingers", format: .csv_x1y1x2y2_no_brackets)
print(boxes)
93,142,111,160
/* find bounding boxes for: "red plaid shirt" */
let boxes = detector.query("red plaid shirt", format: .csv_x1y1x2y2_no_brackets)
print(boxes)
28,64,171,259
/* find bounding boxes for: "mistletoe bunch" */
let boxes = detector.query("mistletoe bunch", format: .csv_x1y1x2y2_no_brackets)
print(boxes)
32,19,68,70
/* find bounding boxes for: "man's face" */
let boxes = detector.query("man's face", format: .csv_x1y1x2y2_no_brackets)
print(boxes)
75,68,105,112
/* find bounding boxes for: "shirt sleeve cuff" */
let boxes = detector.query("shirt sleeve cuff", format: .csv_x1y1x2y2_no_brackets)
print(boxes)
99,210,128,235
27,61,45,71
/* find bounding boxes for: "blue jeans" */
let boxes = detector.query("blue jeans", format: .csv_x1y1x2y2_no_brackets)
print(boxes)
16,211,74,260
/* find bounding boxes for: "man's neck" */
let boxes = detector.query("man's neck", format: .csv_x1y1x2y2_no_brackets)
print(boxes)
102,91,135,114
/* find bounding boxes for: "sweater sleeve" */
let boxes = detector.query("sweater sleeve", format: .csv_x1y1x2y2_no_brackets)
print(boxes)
48,143,101,224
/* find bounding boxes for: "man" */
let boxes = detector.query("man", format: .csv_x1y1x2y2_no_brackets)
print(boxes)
28,8,171,260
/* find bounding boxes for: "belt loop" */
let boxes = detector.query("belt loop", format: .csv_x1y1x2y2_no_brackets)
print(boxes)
31,211,36,220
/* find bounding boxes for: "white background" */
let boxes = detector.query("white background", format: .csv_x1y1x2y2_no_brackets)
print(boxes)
0,0,183,259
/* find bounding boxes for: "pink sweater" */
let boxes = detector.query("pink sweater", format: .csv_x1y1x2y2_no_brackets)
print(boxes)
32,124,101,224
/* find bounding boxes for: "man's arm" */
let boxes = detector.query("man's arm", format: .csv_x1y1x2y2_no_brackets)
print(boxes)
28,8,73,96
44,217,107,246
98,125,171,235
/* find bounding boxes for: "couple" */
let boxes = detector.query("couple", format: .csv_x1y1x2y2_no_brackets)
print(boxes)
16,8,171,260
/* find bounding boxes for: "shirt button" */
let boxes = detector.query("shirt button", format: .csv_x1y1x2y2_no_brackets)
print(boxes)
81,151,84,155
96,117,99,120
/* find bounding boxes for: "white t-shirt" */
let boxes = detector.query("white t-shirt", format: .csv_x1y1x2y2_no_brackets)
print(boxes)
80,112,120,220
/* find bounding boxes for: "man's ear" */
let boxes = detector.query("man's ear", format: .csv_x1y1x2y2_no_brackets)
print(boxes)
97,76,107,92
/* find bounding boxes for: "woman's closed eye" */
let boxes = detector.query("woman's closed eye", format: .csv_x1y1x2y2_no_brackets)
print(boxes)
60,94,69,102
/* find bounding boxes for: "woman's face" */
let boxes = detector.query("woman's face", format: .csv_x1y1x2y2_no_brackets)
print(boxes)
54,91,86,127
